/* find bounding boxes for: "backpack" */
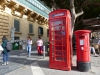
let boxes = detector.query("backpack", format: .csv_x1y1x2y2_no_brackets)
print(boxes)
6,41,12,51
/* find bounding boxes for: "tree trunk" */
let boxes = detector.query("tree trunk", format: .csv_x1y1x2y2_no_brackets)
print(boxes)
70,0,84,65
70,0,84,37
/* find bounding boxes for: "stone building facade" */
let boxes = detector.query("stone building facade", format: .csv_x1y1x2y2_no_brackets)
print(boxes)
0,0,51,44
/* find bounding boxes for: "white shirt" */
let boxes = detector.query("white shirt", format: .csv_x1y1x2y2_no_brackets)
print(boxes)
37,39,43,46
27,40,32,45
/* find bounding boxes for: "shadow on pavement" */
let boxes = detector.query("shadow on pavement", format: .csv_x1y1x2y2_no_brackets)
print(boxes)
9,57,36,65
37,60,49,68
37,58,78,71
72,66,78,71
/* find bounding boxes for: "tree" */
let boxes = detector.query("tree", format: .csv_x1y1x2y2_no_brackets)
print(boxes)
40,0,100,36
40,0,100,63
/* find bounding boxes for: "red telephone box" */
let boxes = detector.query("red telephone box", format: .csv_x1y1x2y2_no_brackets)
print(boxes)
49,9,72,70
74,30,91,72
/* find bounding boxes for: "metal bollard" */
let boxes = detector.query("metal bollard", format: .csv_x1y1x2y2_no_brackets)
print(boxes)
43,45,45,59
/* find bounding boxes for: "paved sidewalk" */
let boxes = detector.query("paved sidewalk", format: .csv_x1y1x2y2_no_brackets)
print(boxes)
0,49,100,75
38,55,100,75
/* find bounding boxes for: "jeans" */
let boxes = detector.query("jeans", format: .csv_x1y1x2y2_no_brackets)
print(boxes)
27,44,32,56
3,52,9,62
91,47,95,53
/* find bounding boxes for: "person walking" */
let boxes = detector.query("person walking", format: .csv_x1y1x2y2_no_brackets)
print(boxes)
37,37,43,55
1,36,9,65
27,36,32,57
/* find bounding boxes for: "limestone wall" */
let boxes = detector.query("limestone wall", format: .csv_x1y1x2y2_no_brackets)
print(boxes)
0,12,9,44
0,11,49,44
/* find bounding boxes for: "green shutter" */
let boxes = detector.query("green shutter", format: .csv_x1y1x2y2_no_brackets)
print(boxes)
41,27,43,34
29,24,33,33
39,27,43,35
14,19,20,32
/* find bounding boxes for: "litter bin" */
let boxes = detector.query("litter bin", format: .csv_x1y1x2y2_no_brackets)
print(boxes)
12,42,19,50
47,42,49,56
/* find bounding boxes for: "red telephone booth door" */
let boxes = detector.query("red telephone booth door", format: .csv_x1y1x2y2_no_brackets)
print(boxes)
50,19,66,68
49,9,72,71
49,19,71,70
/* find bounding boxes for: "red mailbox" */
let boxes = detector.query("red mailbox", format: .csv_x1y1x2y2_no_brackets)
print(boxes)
74,30,91,72
49,9,72,71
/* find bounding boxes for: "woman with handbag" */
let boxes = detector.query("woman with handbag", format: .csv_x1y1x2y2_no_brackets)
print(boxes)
37,37,43,55
27,36,32,57
1,36,9,65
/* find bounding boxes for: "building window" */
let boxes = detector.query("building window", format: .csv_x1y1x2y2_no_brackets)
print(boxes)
14,19,20,32
47,29,49,37
14,36,20,40
38,27,43,35
29,23,33,33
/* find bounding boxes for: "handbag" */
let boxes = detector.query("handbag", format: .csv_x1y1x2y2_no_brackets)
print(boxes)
41,46,43,50
0,45,4,54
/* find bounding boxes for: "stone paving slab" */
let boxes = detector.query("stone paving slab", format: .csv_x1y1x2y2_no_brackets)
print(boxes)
0,62,23,75
0,49,44,75
5,65,33,75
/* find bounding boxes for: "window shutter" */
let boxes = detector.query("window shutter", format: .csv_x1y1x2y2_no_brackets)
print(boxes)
14,19,20,32
29,24,33,33
39,27,43,35
41,27,43,34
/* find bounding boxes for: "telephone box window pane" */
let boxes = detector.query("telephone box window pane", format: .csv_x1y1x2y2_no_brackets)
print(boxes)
52,45,54,49
63,46,66,50
62,26,65,30
54,26,62,31
53,20,63,26
52,57,55,61
56,51,62,56
61,31,65,35
62,36,65,39
52,45,55,56
52,41,55,45
55,46,62,50
64,57,66,61
51,22,54,26
52,36,55,40
62,51,66,56
55,41,62,45
54,31,65,35
52,31,55,35
55,31,62,35
51,27,54,31
56,56,63,61
55,36,62,40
